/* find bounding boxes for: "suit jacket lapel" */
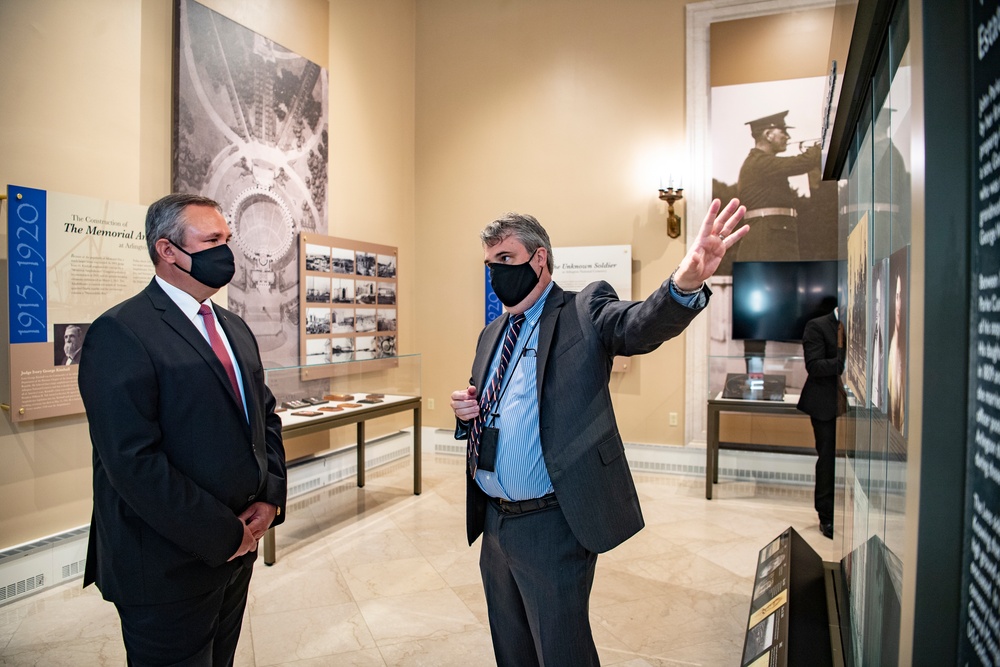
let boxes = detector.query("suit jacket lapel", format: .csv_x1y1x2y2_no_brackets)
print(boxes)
473,283,566,401
145,281,249,425
535,284,566,400
215,305,266,475
825,311,838,344
473,314,507,392
215,306,256,414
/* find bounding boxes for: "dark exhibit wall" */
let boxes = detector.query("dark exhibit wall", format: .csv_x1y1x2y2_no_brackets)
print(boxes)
961,0,1000,662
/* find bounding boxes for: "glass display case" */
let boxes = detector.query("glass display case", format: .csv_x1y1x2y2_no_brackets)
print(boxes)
705,354,810,500
261,354,422,564
265,354,421,474
264,354,420,420
708,354,806,402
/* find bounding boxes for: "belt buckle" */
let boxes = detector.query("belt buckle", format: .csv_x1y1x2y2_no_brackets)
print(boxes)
495,494,556,515
497,498,520,514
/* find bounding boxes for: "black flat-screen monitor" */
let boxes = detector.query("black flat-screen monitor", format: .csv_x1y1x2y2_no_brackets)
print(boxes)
731,260,839,341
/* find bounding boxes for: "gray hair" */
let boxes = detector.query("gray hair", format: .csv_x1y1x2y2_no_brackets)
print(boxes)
145,193,223,264
480,212,554,273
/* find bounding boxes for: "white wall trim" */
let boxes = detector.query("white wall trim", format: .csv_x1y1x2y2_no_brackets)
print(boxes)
683,0,836,447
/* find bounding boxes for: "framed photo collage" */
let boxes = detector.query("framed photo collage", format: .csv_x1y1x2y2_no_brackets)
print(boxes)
299,233,398,377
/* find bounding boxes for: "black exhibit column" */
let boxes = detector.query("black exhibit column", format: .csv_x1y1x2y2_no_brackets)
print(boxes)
961,1,1000,664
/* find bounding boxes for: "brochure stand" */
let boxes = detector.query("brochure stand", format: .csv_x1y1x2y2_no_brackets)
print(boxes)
742,527,842,666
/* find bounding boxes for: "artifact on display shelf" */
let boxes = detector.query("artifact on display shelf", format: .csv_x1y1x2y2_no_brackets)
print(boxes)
275,393,417,417
722,372,787,401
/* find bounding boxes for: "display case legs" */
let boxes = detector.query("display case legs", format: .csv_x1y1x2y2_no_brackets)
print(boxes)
356,421,365,487
262,526,276,565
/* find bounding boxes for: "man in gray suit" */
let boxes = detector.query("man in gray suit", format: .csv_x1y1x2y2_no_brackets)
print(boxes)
451,198,748,666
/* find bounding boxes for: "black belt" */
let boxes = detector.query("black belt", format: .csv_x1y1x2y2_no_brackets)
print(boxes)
491,493,558,515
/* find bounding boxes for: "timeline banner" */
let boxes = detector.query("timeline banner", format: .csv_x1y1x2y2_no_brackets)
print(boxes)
8,186,48,344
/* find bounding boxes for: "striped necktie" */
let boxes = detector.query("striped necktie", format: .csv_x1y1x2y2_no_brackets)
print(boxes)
468,313,526,477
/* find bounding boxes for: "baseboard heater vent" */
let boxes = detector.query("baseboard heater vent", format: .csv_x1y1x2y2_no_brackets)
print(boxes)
0,574,44,602
0,525,89,607
61,559,87,580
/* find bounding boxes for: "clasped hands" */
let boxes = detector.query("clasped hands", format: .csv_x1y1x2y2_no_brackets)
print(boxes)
228,501,278,561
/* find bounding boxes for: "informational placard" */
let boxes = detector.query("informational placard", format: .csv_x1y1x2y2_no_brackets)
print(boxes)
555,245,633,372
5,185,150,422
551,245,632,297
743,531,790,667
298,232,398,380
961,2,1000,663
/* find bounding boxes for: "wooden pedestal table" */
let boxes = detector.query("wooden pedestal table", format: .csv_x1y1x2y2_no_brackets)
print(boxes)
705,393,803,500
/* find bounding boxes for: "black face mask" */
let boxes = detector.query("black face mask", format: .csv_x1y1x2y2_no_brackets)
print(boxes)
489,249,540,307
172,241,236,289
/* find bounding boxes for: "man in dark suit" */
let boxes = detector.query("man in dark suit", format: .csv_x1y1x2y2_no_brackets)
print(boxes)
78,193,286,666
450,198,748,666
797,305,846,540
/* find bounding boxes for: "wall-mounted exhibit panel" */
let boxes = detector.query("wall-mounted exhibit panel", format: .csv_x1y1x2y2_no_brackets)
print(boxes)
3,185,150,422
173,0,331,370
297,233,398,380
961,0,1000,661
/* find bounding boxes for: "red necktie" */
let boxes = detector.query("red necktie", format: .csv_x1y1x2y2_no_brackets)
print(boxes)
198,304,243,402
468,313,526,477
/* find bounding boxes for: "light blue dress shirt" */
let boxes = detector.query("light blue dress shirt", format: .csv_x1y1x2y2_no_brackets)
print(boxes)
474,282,554,501
474,279,704,501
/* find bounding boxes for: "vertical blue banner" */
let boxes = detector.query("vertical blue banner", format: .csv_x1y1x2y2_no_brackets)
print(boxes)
485,265,503,326
7,185,48,343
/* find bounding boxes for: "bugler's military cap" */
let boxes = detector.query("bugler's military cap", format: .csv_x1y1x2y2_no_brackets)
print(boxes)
746,111,792,135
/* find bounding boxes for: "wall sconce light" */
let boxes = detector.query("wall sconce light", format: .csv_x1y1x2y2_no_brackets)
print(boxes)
658,187,683,238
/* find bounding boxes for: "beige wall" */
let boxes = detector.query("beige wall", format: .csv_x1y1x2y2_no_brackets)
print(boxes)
0,0,415,549
414,0,694,442
710,7,837,86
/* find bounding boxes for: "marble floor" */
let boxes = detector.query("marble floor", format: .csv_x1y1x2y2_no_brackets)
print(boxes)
0,447,838,666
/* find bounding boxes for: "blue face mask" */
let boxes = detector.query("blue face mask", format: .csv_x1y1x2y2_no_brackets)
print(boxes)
172,241,236,289
488,249,539,307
